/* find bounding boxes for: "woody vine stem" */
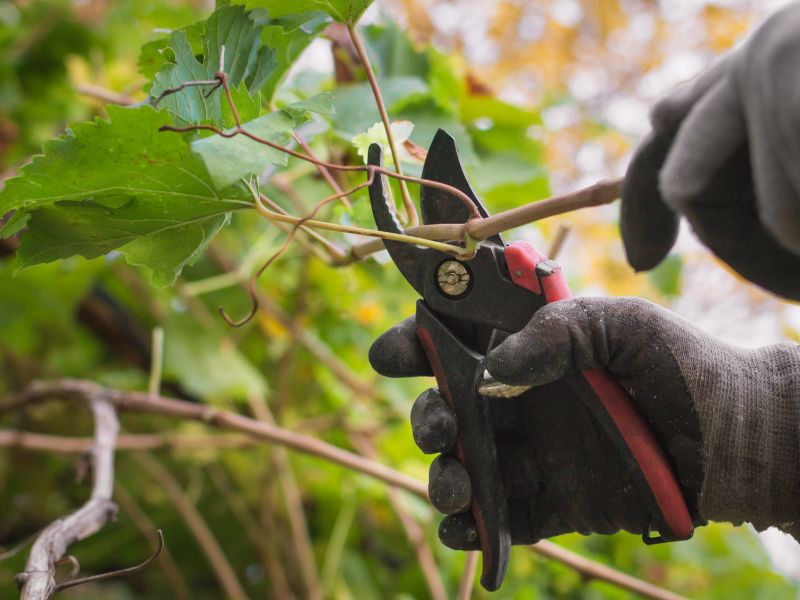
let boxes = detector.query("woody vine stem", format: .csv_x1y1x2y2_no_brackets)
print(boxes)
155,43,623,327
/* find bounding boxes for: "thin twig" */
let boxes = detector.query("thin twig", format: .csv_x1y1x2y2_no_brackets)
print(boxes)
255,193,464,255
132,451,248,600
53,530,164,592
347,23,417,226
17,391,119,599
547,224,571,260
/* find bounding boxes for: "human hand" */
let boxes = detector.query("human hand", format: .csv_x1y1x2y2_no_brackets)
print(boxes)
622,2,800,300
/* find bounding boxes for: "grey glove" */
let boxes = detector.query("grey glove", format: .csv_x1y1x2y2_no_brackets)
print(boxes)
622,1,800,300
370,297,800,548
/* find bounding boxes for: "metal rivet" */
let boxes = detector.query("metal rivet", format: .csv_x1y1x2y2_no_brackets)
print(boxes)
437,260,470,296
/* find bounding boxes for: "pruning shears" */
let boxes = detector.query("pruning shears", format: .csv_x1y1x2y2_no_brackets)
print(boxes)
367,131,694,592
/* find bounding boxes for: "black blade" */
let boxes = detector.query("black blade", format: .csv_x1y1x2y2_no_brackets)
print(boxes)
420,130,503,246
368,143,428,295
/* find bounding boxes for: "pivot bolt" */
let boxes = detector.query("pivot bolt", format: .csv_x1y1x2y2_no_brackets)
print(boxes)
437,260,470,296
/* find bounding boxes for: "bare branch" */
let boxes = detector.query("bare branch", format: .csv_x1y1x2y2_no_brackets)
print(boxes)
4,380,427,498
345,178,623,262
465,178,623,241
0,430,256,453
17,391,119,599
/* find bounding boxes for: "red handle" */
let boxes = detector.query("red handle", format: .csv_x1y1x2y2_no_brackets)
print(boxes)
504,242,694,542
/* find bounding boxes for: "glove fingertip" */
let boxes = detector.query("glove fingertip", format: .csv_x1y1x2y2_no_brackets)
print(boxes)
411,388,457,454
438,513,480,551
621,132,679,271
369,317,433,378
429,456,471,514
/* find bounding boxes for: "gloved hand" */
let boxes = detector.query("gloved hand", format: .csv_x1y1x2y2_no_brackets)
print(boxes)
370,297,800,548
622,1,800,300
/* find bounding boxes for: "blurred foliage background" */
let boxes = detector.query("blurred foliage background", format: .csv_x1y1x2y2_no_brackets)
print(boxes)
1,0,799,598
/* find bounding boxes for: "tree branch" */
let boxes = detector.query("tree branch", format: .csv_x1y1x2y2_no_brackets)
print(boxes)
529,543,686,600
16,391,119,600
0,430,256,453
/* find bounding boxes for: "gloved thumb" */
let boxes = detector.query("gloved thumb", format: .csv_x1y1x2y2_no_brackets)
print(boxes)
483,300,581,387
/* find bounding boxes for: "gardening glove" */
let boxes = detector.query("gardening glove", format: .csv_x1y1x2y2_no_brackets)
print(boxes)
370,297,800,548
622,1,800,300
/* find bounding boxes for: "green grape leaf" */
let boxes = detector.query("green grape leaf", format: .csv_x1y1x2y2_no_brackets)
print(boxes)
151,5,264,125
237,0,374,25
0,105,251,285
120,213,230,287
149,6,330,124
192,93,335,188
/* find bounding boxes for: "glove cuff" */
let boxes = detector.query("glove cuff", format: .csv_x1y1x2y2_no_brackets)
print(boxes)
694,341,800,532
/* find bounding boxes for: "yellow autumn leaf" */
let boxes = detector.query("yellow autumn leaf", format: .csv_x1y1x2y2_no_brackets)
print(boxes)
355,300,385,326
703,5,754,52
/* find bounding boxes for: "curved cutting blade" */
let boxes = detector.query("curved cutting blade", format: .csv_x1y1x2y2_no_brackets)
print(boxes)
368,143,431,295
420,130,504,246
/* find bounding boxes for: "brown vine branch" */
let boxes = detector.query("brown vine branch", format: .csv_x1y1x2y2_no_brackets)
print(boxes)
4,379,685,600
347,23,417,226
529,544,686,600
292,130,352,209
16,390,119,600
345,177,623,262
0,430,256,453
